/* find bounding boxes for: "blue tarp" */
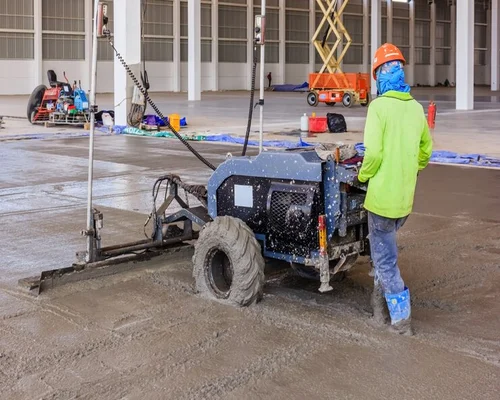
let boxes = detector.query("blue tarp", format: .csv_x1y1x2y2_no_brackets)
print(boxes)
204,134,313,148
354,143,500,168
272,82,309,92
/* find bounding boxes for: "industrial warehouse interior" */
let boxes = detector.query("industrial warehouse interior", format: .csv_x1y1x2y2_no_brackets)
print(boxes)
0,0,499,399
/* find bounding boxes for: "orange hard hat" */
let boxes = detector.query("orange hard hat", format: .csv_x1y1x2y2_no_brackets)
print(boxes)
372,43,406,79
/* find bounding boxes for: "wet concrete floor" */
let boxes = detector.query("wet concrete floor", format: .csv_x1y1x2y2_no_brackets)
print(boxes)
0,135,499,399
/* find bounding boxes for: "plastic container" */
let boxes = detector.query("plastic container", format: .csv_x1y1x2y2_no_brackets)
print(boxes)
309,116,328,133
169,113,181,132
300,113,309,132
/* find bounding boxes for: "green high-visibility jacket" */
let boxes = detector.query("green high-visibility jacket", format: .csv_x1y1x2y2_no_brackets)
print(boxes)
358,91,433,219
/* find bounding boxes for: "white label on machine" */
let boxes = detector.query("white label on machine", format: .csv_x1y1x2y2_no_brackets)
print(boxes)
234,185,253,208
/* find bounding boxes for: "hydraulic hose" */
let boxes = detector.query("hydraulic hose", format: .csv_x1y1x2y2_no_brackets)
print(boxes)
109,39,216,171
242,45,258,157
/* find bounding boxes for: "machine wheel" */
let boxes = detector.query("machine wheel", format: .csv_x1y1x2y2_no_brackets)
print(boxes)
307,91,319,107
325,102,336,106
361,94,370,107
290,254,359,282
342,92,353,108
193,216,265,307
27,84,47,124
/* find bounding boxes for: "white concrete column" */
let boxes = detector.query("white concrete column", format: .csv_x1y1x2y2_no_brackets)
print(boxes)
173,0,181,92
429,0,436,87
247,0,254,90
34,0,43,86
279,0,286,84
486,6,492,85
450,3,456,83
212,0,219,91
492,0,500,91
371,0,381,96
456,0,474,110
407,0,415,86
114,0,141,125
309,0,316,74
363,0,369,73
386,0,393,43
188,0,201,100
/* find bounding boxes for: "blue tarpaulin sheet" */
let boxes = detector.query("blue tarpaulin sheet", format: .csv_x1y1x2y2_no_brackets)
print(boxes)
272,82,309,92
203,134,312,148
354,143,500,168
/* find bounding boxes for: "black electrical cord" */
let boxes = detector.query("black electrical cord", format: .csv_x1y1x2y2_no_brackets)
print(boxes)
108,38,216,171
241,44,258,157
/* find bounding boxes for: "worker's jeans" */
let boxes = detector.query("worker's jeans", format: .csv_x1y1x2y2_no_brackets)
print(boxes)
368,211,408,294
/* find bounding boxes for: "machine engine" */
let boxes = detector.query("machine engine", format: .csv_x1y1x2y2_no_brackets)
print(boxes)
209,148,369,265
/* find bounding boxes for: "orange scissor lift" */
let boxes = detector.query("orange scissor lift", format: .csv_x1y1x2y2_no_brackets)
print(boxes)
307,0,370,108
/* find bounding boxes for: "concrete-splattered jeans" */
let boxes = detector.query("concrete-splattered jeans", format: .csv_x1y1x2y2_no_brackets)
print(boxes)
368,211,408,295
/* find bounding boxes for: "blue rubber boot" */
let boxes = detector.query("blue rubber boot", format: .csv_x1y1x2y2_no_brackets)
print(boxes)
385,287,414,336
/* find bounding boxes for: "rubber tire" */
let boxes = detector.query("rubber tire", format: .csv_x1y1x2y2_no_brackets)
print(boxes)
307,91,319,107
325,102,336,106
342,92,353,108
27,84,47,123
193,216,265,307
361,94,370,107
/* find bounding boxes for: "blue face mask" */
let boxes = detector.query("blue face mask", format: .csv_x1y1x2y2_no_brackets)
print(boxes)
376,61,411,95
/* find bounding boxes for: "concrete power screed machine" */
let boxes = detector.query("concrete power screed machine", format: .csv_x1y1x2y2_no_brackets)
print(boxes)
20,0,370,306
22,148,370,306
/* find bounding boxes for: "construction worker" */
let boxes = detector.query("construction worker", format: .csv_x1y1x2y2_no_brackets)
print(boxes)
356,43,433,336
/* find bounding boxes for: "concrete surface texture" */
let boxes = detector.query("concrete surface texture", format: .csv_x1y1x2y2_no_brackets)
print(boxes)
2,87,500,157
0,136,499,399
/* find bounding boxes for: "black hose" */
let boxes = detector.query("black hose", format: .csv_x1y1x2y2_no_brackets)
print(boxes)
242,45,258,157
109,39,216,171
